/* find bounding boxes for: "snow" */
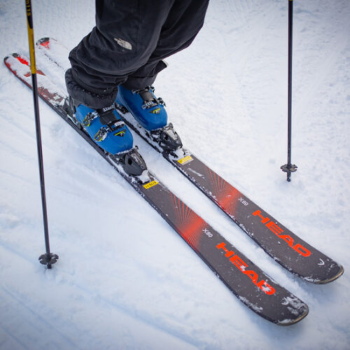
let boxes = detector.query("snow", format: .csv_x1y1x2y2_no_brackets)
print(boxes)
1,0,350,349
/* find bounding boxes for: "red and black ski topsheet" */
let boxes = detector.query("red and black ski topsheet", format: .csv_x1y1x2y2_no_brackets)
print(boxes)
4,52,309,325
170,153,344,284
35,38,344,284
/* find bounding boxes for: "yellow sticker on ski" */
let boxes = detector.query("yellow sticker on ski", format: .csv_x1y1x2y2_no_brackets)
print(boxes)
177,155,193,165
143,180,159,189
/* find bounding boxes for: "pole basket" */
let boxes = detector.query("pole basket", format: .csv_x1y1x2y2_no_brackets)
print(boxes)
39,253,59,269
281,163,298,182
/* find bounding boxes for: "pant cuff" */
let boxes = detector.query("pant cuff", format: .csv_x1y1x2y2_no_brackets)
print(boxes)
65,69,118,109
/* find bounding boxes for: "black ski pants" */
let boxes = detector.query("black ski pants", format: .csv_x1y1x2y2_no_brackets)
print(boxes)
66,0,209,109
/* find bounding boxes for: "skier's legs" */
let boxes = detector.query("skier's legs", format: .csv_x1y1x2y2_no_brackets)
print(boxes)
123,0,209,90
115,0,209,132
65,0,209,108
66,0,176,108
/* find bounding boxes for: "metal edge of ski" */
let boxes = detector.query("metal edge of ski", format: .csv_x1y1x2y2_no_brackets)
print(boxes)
35,37,344,285
4,52,309,326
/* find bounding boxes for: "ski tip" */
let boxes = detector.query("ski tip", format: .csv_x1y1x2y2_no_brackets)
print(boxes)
276,304,309,326
4,54,18,68
4,53,17,62
314,264,345,285
4,53,31,69
37,37,51,48
243,294,310,326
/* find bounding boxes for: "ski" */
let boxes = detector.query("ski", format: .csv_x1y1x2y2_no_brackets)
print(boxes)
4,52,310,325
36,37,344,284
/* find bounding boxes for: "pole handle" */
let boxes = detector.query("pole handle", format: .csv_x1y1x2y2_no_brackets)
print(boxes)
25,0,37,74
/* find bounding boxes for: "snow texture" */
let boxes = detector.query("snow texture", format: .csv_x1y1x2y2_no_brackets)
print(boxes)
1,0,350,349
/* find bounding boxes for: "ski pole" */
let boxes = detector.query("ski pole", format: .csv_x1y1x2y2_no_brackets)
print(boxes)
281,0,298,182
25,0,58,268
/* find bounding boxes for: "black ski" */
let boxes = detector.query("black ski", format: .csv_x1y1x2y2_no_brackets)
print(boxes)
35,37,344,285
4,52,310,325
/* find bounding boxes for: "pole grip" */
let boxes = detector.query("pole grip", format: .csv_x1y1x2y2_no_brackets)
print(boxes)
25,0,36,74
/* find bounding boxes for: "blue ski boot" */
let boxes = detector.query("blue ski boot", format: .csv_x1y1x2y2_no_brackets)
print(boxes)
63,97,148,177
116,86,182,152
116,85,167,131
74,102,133,154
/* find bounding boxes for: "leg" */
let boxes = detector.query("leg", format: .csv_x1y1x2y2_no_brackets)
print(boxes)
66,0,176,108
123,0,210,90
66,0,209,108
115,0,209,131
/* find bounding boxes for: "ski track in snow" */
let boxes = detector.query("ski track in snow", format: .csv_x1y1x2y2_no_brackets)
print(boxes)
1,0,350,349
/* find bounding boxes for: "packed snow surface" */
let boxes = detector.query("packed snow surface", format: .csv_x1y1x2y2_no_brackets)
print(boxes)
1,0,349,349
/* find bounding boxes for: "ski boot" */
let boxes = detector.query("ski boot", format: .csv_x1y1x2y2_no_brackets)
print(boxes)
116,85,182,153
63,97,147,177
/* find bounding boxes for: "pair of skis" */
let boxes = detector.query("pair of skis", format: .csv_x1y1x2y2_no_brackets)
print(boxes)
4,37,343,325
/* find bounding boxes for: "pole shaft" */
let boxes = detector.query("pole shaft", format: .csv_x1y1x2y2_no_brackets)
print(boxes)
26,0,51,256
287,0,293,170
